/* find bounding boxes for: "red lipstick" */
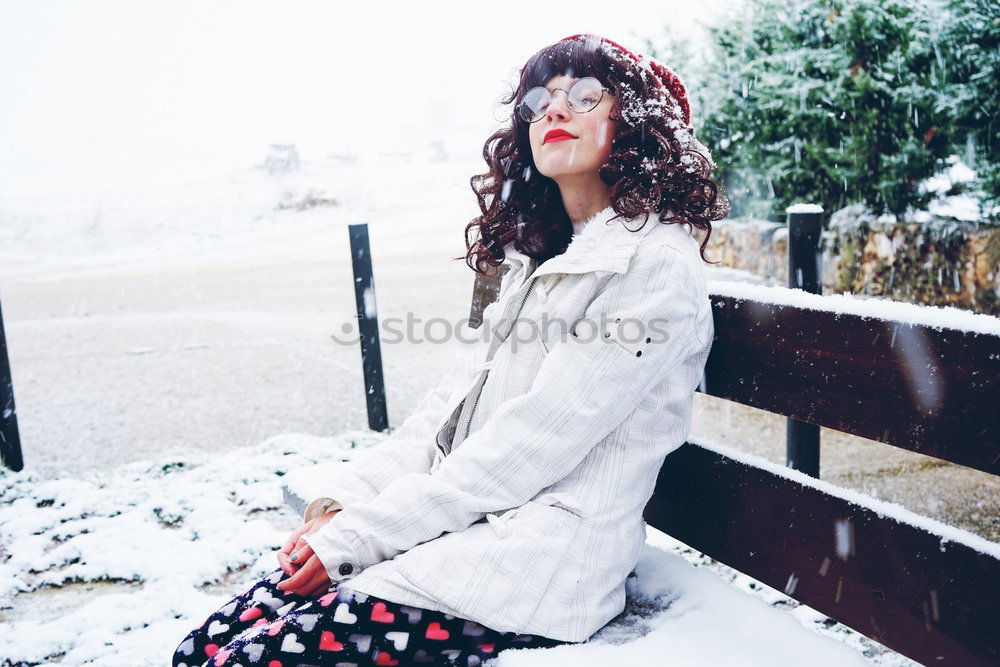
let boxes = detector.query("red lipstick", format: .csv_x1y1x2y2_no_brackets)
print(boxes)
543,129,577,144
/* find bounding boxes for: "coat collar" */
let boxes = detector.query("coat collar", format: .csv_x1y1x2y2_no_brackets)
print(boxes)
502,205,666,280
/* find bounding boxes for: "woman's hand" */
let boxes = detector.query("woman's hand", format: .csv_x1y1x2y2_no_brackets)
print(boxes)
275,509,340,597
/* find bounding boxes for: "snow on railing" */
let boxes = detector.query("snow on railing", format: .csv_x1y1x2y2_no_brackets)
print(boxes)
709,280,1000,337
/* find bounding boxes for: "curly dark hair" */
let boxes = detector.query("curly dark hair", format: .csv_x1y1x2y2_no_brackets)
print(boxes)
459,35,730,275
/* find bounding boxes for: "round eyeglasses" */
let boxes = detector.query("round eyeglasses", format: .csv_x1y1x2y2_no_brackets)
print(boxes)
516,77,612,123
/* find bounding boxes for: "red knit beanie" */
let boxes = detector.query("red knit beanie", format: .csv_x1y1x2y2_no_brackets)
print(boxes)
558,33,692,128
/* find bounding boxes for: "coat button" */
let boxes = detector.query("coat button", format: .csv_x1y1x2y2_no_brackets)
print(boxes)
339,563,354,576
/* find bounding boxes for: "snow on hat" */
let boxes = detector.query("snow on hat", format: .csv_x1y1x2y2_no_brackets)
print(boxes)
557,33,716,173
559,33,692,127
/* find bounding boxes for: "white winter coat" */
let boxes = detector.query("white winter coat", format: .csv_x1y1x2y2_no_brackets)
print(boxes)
301,205,714,643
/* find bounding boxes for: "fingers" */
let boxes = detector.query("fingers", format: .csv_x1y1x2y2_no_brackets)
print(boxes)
287,540,314,567
277,519,317,574
280,521,312,557
276,550,298,577
276,554,329,596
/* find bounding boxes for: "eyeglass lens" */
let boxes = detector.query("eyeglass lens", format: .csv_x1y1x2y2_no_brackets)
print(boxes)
518,77,606,123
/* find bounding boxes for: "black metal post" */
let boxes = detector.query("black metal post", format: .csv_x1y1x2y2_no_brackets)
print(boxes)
0,296,24,472
785,205,824,477
347,223,389,432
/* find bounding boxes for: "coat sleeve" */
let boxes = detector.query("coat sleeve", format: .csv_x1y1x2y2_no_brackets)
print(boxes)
300,267,516,521
302,244,705,583
299,339,475,519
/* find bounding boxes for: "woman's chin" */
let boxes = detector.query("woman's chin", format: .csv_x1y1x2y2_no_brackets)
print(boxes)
537,165,593,180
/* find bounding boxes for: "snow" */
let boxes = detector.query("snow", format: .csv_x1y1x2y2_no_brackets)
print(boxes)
593,38,711,174
1,430,891,666
915,156,1000,222
785,203,824,214
928,193,985,222
918,156,976,197
708,280,1000,337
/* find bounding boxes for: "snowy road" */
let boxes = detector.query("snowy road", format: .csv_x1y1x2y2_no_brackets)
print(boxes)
1,161,480,479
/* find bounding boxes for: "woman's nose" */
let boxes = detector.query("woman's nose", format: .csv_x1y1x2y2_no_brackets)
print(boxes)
544,90,571,120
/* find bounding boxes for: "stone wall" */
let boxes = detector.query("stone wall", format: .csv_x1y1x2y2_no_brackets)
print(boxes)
698,204,1000,316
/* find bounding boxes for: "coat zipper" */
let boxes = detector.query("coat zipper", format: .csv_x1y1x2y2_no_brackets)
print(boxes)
461,272,541,443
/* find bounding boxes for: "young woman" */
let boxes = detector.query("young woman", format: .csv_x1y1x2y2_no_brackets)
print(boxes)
173,33,729,667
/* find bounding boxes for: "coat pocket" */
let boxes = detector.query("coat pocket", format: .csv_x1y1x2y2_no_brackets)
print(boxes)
393,495,585,634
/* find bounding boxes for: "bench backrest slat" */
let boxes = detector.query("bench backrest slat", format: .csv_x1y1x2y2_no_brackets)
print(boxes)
704,295,1000,476
471,273,1000,476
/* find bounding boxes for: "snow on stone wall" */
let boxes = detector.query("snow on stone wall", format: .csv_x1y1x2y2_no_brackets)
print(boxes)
699,206,1000,316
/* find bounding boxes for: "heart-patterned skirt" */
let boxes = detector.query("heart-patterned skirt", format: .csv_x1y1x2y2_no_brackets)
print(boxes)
171,567,564,666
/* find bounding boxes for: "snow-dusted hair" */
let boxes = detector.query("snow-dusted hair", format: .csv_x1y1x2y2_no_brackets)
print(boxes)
461,35,730,273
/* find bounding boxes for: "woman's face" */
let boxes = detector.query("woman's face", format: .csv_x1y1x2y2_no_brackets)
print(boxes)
527,74,617,181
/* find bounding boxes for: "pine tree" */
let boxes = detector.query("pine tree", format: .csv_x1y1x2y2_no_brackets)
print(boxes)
669,0,952,220
937,0,1000,220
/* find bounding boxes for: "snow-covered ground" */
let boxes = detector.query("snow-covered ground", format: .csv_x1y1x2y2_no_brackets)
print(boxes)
0,430,908,666
1,154,992,664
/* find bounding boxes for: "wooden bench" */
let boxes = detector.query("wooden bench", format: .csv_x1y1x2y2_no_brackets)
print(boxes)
467,266,1000,666
284,262,999,664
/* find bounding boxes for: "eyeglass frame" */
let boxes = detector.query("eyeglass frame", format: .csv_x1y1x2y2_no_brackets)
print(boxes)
515,76,613,123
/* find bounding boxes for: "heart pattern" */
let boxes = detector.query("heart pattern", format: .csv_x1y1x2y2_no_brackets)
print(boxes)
280,632,305,653
207,620,230,637
462,620,485,637
369,602,394,623
398,605,423,624
412,649,435,663
339,589,368,604
333,602,357,624
172,568,561,666
239,605,264,623
234,623,266,643
177,637,195,656
251,587,285,611
384,631,409,651
347,633,371,653
296,613,320,632
242,642,265,663
318,630,344,651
